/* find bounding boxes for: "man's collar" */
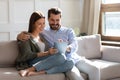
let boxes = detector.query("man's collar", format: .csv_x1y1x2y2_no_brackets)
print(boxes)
49,26,62,32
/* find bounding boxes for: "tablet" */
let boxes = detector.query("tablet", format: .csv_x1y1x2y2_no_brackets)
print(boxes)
54,42,68,54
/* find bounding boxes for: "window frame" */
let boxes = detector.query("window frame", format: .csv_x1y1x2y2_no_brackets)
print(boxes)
99,3,120,42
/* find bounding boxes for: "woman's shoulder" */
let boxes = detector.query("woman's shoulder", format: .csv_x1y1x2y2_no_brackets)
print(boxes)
17,37,33,47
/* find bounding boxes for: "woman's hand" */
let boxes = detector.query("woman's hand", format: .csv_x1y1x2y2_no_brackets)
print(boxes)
37,48,58,57
48,48,58,55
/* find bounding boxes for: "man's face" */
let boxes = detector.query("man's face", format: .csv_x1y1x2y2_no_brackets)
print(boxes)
48,13,61,30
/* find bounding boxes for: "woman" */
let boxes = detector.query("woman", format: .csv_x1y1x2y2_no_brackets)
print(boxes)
15,11,74,77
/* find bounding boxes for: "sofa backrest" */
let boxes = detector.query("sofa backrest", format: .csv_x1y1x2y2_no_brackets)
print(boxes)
76,34,101,59
0,40,19,67
0,35,101,67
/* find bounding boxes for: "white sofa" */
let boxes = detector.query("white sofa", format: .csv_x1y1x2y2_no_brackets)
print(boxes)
76,34,120,80
0,41,66,80
0,34,120,80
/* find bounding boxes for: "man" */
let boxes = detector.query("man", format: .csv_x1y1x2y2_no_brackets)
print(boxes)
40,7,100,80
41,7,84,80
17,7,85,80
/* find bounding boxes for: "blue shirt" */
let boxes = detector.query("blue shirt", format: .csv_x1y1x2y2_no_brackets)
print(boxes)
41,26,80,63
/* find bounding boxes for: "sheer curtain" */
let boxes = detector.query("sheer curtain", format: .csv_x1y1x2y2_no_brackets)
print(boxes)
81,0,101,35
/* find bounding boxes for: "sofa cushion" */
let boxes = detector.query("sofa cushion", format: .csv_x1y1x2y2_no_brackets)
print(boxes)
91,59,120,80
110,78,120,80
0,41,19,67
0,68,66,80
76,34,101,59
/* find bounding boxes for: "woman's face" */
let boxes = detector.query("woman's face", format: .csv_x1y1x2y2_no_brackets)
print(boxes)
34,18,45,33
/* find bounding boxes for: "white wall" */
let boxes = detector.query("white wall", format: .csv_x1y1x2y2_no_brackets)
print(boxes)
0,0,84,41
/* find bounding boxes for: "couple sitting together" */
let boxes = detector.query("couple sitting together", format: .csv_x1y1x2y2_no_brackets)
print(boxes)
15,7,81,78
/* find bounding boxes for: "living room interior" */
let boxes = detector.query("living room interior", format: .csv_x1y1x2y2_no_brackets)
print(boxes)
0,0,120,80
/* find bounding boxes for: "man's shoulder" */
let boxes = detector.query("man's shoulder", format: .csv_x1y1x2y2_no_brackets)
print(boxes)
61,27,74,33
61,26,73,30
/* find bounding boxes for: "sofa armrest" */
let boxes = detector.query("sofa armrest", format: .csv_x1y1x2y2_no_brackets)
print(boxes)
101,45,120,63
76,58,100,80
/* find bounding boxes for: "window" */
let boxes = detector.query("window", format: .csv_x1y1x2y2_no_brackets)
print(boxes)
100,0,120,42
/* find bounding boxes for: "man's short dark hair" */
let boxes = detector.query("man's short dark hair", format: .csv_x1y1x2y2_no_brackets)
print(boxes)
48,7,62,18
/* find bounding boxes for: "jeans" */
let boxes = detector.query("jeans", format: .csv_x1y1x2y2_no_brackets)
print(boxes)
46,59,74,74
28,55,50,65
30,53,73,73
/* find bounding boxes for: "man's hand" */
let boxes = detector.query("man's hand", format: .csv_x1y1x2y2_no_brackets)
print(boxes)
17,31,30,41
66,46,71,53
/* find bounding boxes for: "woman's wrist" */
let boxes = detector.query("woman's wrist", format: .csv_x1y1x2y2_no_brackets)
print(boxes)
37,51,49,57
45,51,50,55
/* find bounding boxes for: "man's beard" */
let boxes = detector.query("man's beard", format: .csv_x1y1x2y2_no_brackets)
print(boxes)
50,24,61,30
